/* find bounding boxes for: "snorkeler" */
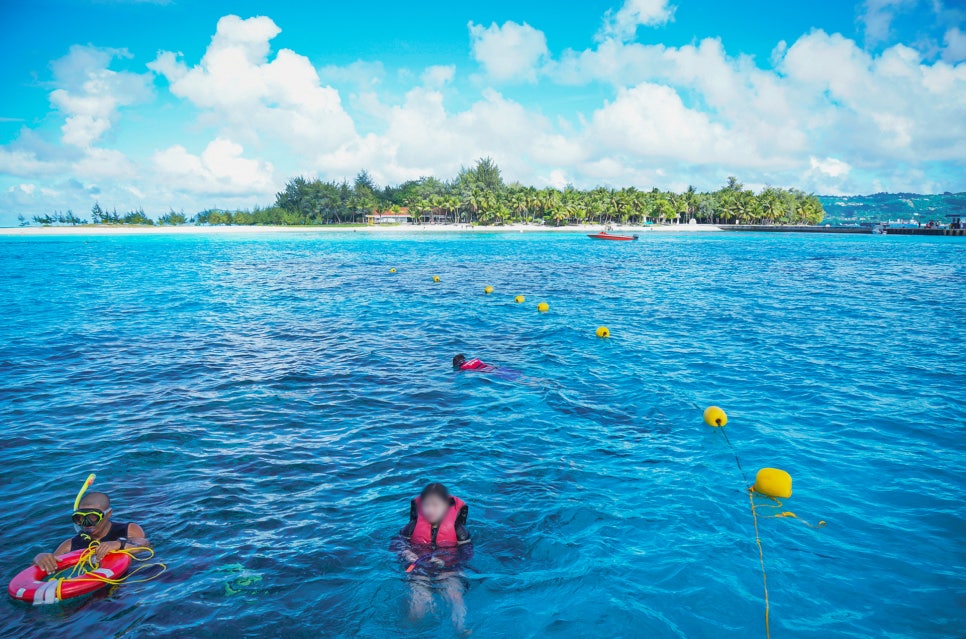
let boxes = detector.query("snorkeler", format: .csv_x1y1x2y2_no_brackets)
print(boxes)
32,491,150,574
393,483,473,632
453,354,497,372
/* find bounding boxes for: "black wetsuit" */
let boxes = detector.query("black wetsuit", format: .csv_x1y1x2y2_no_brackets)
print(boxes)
69,521,129,551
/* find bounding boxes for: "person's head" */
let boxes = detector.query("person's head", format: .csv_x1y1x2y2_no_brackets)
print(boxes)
72,492,112,535
419,483,451,525
452,354,466,369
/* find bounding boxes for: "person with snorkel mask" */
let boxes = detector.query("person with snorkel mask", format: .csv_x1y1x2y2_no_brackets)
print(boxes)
32,476,150,574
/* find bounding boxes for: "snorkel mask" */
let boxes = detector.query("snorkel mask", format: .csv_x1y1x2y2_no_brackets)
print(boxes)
72,474,96,534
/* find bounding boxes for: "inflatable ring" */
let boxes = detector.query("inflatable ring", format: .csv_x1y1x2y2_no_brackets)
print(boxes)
8,549,131,604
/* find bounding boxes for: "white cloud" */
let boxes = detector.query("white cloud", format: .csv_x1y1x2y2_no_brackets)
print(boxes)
943,27,966,62
49,45,152,148
314,88,527,184
548,28,966,180
859,0,918,46
0,148,62,177
547,169,570,189
72,147,136,180
585,82,734,164
421,65,456,87
149,15,356,153
468,21,548,82
314,86,582,187
153,137,275,196
597,0,675,42
318,60,386,88
781,31,966,162
809,156,852,178
4,8,966,226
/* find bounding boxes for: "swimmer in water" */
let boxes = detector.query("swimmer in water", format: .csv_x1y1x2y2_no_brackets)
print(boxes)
392,483,474,633
32,491,150,574
453,354,497,372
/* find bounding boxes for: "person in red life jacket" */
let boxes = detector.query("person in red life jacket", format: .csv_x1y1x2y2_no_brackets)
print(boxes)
31,491,150,574
392,483,473,632
453,354,496,372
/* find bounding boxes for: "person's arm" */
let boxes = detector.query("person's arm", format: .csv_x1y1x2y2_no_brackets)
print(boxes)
390,501,419,562
125,523,150,549
93,523,150,561
454,504,473,561
33,538,72,574
455,505,470,545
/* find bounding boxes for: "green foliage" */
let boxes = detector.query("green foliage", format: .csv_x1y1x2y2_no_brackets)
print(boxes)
91,202,105,224
120,208,154,225
456,157,504,193
35,159,836,227
158,209,188,225
818,192,966,224
32,210,87,226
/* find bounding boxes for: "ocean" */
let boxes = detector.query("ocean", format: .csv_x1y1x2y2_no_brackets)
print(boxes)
0,231,963,638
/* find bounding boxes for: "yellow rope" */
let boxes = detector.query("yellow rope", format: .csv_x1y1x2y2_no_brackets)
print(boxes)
52,541,167,587
752,494,827,529
747,490,827,639
717,425,826,638
749,489,771,639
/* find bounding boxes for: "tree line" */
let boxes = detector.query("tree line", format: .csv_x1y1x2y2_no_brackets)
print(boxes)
28,158,825,227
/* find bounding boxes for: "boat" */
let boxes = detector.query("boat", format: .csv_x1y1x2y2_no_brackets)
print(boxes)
588,231,639,241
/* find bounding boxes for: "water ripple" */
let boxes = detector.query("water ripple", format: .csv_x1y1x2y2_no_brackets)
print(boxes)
0,232,963,638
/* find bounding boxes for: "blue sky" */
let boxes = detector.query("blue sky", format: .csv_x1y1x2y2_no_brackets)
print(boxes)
0,0,964,224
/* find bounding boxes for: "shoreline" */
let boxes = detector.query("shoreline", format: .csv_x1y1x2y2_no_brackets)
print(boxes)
0,223,725,237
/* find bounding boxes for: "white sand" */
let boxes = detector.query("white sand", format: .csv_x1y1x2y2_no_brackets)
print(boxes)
0,223,724,237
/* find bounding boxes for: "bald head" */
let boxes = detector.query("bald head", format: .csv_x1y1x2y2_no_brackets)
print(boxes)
79,491,110,511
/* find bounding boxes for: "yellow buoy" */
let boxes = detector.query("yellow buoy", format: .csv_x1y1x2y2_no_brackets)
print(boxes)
596,326,610,338
484,286,494,295
389,268,396,273
433,276,440,283
515,295,526,304
537,302,550,313
753,468,792,498
703,406,728,427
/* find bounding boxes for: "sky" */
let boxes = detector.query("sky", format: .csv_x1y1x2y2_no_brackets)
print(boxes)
0,0,964,224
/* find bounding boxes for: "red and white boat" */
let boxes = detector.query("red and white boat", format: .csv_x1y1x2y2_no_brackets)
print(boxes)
587,231,639,241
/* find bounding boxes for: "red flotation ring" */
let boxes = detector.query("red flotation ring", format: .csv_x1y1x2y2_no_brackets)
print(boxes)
8,549,131,605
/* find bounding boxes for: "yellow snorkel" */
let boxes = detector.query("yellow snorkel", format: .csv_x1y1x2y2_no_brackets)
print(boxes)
73,474,96,512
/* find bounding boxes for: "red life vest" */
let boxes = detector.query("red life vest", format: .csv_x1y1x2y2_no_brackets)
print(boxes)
411,496,466,547
460,359,494,372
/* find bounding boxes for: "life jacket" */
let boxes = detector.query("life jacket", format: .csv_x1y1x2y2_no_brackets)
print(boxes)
460,359,493,372
411,496,466,547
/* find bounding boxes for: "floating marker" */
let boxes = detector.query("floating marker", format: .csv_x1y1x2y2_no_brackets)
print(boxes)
484,285,494,294
596,326,610,338
703,406,728,427
752,468,792,499
515,295,526,303
433,276,440,283
537,302,550,313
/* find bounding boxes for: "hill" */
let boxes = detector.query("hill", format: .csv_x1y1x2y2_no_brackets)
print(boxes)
818,192,966,224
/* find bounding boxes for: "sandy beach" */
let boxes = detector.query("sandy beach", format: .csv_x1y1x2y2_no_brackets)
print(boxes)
0,223,724,237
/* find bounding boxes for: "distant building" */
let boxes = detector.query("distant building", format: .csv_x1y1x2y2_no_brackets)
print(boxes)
419,212,450,224
947,213,963,230
366,208,411,225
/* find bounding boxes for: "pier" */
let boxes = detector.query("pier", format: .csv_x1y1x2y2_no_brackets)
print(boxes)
718,224,965,236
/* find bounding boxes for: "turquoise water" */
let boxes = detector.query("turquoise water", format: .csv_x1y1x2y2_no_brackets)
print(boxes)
0,231,963,638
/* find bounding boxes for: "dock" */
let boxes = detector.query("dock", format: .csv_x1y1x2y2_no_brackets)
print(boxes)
878,227,966,236
718,225,966,236
718,225,870,234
